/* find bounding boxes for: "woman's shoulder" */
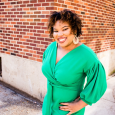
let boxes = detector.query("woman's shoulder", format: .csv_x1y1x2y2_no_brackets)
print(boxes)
79,44,99,61
45,41,56,52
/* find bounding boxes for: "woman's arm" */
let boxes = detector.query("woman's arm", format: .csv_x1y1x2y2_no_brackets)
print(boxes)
60,97,88,115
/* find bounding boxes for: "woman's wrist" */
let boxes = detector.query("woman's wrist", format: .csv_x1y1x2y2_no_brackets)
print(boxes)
74,99,88,111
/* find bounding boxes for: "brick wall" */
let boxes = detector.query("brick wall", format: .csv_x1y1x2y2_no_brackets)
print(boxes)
0,0,115,62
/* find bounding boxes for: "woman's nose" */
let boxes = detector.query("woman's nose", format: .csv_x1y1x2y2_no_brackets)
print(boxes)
58,31,63,36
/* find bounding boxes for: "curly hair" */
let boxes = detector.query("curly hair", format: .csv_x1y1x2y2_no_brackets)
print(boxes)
48,9,83,38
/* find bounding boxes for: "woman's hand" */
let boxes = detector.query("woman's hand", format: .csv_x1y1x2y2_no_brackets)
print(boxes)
59,97,87,115
59,101,80,115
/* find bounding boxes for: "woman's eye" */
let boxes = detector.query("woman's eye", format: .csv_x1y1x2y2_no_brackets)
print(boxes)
63,28,68,31
54,31,58,32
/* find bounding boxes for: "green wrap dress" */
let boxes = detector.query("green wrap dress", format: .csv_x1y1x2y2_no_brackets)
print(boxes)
42,41,107,115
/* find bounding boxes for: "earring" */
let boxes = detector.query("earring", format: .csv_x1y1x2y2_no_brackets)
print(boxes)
73,35,79,44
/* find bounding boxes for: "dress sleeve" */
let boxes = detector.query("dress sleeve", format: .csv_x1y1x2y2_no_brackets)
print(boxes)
80,61,107,105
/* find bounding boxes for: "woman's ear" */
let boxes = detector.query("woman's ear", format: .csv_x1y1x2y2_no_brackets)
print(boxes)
70,30,77,35
70,30,74,34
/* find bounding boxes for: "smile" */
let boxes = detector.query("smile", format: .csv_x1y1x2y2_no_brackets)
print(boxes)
58,37,67,43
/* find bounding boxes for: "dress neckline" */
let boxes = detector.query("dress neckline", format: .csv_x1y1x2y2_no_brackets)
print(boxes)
55,42,84,66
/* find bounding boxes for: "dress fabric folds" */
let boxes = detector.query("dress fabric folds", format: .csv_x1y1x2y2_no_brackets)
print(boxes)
41,41,107,115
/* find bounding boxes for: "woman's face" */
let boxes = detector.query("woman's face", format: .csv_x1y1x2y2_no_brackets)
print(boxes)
53,20,75,49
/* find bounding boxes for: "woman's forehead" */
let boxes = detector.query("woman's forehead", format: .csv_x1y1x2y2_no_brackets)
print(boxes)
53,20,70,29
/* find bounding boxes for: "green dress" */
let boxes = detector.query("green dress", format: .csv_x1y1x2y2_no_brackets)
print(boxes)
41,41,107,115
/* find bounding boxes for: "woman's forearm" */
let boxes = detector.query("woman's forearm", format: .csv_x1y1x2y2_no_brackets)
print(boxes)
75,99,88,111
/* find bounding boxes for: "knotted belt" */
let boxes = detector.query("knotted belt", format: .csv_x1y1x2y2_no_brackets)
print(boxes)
44,80,82,115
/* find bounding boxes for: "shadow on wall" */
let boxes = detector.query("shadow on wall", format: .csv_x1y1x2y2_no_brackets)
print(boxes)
81,24,115,76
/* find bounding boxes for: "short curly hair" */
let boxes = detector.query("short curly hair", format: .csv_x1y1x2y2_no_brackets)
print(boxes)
48,9,83,38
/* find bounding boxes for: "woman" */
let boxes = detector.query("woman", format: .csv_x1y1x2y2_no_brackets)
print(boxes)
42,9,107,115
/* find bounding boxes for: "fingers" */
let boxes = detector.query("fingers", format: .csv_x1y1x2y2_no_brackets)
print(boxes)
66,112,72,115
60,106,69,111
60,103,69,105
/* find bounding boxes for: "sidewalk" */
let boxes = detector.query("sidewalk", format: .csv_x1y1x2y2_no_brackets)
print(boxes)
0,84,42,115
85,73,115,115
0,73,115,115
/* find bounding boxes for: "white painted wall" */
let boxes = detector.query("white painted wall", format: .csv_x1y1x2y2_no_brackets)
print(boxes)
0,49,115,101
0,53,47,102
97,49,115,76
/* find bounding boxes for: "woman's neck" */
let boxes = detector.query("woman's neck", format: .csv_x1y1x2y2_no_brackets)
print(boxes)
57,42,81,51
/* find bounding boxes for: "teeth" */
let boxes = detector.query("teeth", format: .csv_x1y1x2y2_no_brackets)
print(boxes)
59,38,66,42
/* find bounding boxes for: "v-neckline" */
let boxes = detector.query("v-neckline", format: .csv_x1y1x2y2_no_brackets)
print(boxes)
55,42,83,66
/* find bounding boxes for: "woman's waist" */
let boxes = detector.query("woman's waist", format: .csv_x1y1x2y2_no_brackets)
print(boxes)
48,81,83,91
52,86,82,103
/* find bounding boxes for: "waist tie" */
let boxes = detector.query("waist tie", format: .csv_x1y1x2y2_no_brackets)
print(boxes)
45,81,82,115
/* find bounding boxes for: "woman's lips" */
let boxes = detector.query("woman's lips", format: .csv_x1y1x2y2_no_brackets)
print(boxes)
58,37,67,43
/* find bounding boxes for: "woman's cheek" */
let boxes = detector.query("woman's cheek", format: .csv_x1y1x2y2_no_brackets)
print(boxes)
53,33,57,39
65,30,71,35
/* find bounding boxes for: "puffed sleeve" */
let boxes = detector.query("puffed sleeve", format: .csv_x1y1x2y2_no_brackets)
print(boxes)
80,61,107,105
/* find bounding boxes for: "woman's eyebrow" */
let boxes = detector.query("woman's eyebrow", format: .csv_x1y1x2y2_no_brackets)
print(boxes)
53,26,69,30
62,26,69,28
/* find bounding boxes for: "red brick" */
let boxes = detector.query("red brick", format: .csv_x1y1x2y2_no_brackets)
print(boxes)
37,58,42,62
30,22,36,25
27,4,33,7
3,43,7,45
5,51,10,54
23,36,30,39
26,53,32,56
30,30,37,33
27,19,33,22
23,49,29,52
34,19,40,22
30,43,36,46
34,3,41,7
33,47,40,51
42,3,50,6
17,48,22,51
11,40,17,44
65,1,71,5
37,30,44,33
41,34,49,38
20,38,26,42
34,26,41,29
30,36,36,40
0,0,114,62
11,47,16,50
41,41,48,45
23,55,28,59
30,50,36,54
34,40,40,44
30,0,37,3
34,33,40,36
37,37,44,41
42,11,50,14
20,45,26,48
26,39,33,42
26,46,33,49
30,7,37,10
37,51,43,55
58,0,64,3
14,44,19,47
46,7,54,10
38,7,45,10
39,0,45,2
23,42,29,45
20,4,26,7
46,0,54,1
